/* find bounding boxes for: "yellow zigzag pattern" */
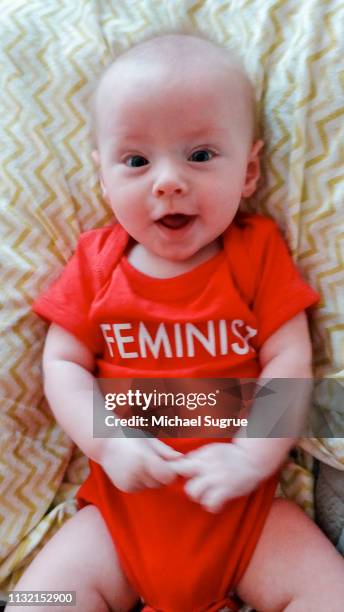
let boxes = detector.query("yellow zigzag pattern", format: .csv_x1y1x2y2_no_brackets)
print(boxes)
1,0,343,589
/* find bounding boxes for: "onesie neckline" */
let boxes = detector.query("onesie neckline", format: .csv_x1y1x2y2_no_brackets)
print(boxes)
119,248,226,301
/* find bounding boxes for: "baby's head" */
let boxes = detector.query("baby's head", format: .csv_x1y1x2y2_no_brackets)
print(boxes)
92,34,263,263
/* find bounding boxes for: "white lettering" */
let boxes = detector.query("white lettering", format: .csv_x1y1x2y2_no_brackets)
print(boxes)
139,322,172,358
101,319,257,359
100,324,115,358
185,321,216,357
204,416,248,428
219,319,228,355
245,325,258,345
113,323,138,359
174,323,183,357
231,319,249,355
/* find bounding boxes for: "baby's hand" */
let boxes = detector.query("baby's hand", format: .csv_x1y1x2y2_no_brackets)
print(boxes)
172,442,264,513
99,437,181,493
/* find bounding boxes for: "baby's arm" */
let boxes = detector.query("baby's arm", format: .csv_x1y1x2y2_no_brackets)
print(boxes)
43,323,180,492
230,312,313,478
233,309,312,469
174,311,312,511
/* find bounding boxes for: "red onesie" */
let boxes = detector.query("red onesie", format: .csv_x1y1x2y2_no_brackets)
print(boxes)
33,214,318,612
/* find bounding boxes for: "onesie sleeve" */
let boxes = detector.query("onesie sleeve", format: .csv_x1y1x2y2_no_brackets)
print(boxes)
247,216,319,346
32,229,110,353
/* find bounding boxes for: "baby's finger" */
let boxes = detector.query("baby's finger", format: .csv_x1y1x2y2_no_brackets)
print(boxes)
148,456,178,485
150,439,183,460
201,487,227,514
185,443,226,461
140,473,163,489
169,457,203,478
184,475,212,503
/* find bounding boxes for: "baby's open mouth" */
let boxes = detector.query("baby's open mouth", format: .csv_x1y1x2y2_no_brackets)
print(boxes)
157,214,196,229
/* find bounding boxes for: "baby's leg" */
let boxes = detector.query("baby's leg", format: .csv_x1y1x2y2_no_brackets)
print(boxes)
6,505,139,612
236,498,344,612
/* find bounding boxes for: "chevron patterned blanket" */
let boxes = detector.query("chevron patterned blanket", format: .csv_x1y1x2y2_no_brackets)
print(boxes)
1,0,343,593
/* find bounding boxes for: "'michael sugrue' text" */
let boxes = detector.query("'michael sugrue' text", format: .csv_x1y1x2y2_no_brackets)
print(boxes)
104,414,248,429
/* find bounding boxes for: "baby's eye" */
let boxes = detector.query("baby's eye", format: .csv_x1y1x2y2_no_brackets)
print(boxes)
125,155,149,167
189,149,215,163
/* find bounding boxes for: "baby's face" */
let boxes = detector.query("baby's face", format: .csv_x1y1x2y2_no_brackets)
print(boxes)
94,53,261,263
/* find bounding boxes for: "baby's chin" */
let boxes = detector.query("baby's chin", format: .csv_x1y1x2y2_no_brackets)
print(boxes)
151,245,198,263
149,239,220,267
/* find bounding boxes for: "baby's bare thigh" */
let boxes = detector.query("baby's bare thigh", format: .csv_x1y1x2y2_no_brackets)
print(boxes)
6,505,138,612
236,498,344,612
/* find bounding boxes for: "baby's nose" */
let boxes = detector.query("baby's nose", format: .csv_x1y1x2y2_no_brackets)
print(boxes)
152,173,188,198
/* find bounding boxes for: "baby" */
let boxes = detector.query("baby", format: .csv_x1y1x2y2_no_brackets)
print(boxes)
12,34,344,612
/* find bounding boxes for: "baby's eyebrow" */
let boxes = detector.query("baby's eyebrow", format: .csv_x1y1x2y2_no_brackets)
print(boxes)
115,126,227,142
184,127,228,139
114,129,146,141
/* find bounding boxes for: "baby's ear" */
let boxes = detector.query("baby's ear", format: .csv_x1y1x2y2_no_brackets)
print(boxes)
92,149,109,201
91,150,100,166
242,140,264,198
